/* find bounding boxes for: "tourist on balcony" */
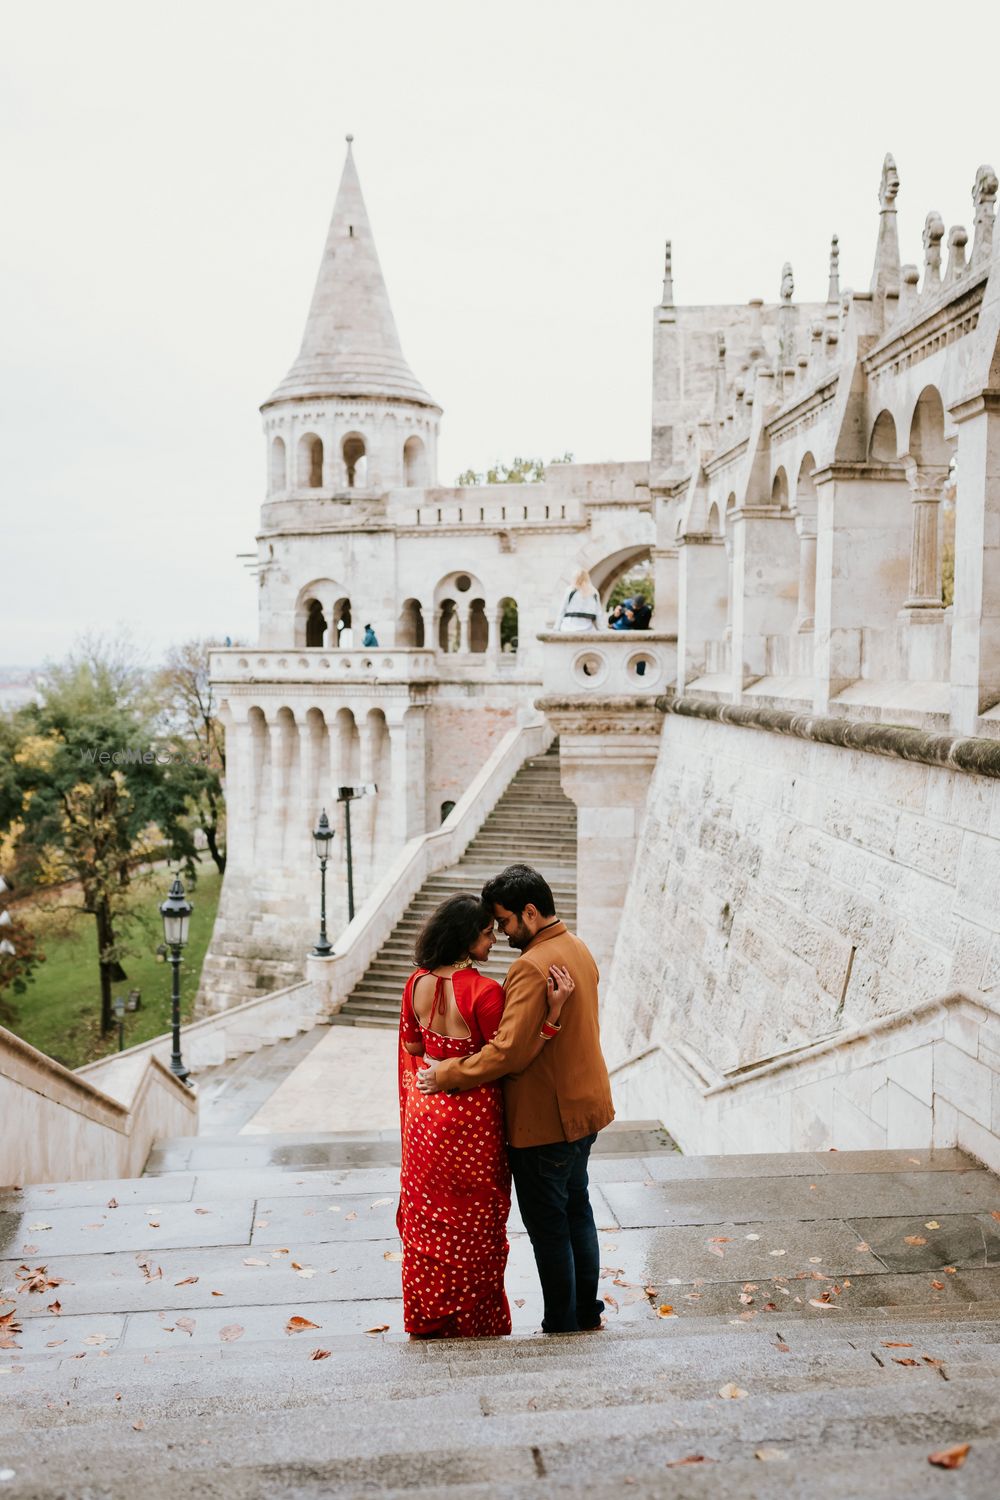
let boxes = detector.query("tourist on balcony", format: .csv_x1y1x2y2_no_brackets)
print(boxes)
556,568,601,631
608,603,625,629
397,891,574,1339
630,595,652,630
362,623,379,647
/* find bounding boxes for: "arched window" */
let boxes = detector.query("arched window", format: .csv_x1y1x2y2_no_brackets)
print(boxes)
305,598,327,647
469,599,488,653
499,597,518,653
270,436,286,494
298,433,323,489
332,597,353,649
403,435,425,486
868,410,898,463
398,598,425,647
440,800,456,823
438,598,459,652
770,468,789,507
343,433,367,488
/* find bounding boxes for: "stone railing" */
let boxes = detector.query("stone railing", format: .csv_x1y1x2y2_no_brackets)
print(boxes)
609,987,1000,1174
537,631,678,698
1,1027,197,1186
79,720,552,1079
209,647,436,684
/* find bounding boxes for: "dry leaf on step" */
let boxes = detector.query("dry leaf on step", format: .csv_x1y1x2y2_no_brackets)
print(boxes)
666,1455,713,1467
893,1358,919,1367
904,1236,927,1246
310,1348,332,1360
369,1198,392,1209
219,1325,244,1342
718,1383,747,1400
243,1258,268,1267
174,1276,198,1287
383,1251,402,1262
285,1316,320,1334
365,1324,390,1336
755,1448,789,1462
175,1317,196,1337
132,1419,145,1431
928,1444,970,1469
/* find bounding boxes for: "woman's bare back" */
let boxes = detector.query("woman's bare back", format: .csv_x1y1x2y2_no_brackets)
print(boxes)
411,969,472,1039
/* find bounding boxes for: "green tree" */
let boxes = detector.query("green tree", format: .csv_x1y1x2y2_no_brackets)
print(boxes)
5,637,201,1033
456,453,574,486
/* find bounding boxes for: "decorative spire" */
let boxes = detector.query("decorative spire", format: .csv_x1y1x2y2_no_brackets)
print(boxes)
870,152,901,298
778,263,796,367
714,331,727,418
827,235,840,303
922,211,945,293
265,138,437,409
899,264,920,318
945,225,969,284
972,165,998,264
661,240,674,306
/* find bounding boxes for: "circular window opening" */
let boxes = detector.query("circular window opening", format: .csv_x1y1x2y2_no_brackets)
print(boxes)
627,653,658,683
382,657,394,670
238,657,248,669
572,650,608,687
297,657,309,669
455,574,472,592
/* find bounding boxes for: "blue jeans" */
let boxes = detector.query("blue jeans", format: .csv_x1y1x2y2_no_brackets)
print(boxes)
508,1133,603,1333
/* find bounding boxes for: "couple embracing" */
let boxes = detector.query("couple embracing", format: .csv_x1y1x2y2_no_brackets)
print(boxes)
396,863,614,1338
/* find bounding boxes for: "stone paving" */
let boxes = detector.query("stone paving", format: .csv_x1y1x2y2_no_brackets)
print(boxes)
0,1128,998,1495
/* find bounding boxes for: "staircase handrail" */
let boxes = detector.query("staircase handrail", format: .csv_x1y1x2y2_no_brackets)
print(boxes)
0,1024,196,1185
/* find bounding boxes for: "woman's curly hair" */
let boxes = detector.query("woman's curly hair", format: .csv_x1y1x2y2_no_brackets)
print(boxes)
414,893,493,971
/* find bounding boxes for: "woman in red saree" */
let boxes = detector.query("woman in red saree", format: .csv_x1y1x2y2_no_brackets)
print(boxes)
397,893,572,1338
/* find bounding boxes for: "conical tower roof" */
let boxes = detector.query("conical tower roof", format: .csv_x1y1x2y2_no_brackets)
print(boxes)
265,138,438,409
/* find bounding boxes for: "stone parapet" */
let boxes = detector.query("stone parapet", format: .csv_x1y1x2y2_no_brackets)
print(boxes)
537,632,676,699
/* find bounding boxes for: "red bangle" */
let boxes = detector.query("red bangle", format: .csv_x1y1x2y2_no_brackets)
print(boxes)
540,1020,560,1039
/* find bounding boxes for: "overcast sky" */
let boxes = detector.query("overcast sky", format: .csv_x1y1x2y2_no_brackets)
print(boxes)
4,0,999,666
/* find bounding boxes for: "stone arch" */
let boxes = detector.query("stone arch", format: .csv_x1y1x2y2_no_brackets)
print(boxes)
905,385,950,467
438,598,459,652
294,579,344,647
868,409,899,463
469,598,488,653
342,432,368,488
397,598,425,647
770,467,790,507
434,569,484,604
298,432,324,489
403,435,426,486
499,597,518,653
570,511,657,598
793,454,818,519
305,598,327,647
332,596,353,648
269,435,287,494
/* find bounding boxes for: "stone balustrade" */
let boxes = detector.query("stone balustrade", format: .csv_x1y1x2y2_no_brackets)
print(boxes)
537,630,678,698
209,646,436,684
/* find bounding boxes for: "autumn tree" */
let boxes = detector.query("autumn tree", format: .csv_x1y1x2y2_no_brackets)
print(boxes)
153,639,227,874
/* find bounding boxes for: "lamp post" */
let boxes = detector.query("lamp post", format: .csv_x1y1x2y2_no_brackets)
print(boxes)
159,874,193,1085
312,808,335,956
0,877,13,960
336,783,377,923
113,994,126,1053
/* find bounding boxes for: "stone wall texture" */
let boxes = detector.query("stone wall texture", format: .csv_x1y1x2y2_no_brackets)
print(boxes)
603,713,1000,1085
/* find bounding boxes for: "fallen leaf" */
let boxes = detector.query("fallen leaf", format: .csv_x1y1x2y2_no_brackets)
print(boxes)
219,1325,244,1342
344,1212,358,1222
904,1235,927,1246
925,1220,940,1230
604,1293,619,1313
907,1157,921,1164
271,1249,290,1257
383,1251,402,1262
855,1243,871,1252
922,1355,945,1368
944,1266,957,1274
369,1198,392,1208
194,1208,210,1216
243,1258,268,1267
514,1299,525,1308
83,1334,108,1346
296,1269,317,1279
769,1249,786,1257
707,1244,725,1259
808,1256,823,1264
285,1316,320,1334
135,1257,162,1283
147,1223,160,1230
132,1419,145,1431
744,1233,760,1241
174,1276,198,1287
46,1301,61,1316
365,1324,390,1336
808,1299,840,1310
708,1236,733,1244
928,1444,970,1469
45,1339,66,1347
28,1223,51,1232
310,1348,332,1360
755,1447,789,1462
931,1280,945,1290
773,1339,790,1353
175,1317,196,1337
991,1211,1000,1223
718,1383,748,1400
107,1198,118,1209
882,1341,913,1348
254,1220,270,1229
211,1292,224,1297
893,1357,919,1366
657,1305,675,1317
666,1455,713,1467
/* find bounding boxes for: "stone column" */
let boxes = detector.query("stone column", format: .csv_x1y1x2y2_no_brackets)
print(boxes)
385,703,427,845
676,533,727,692
220,706,253,870
729,505,798,696
902,462,949,611
456,605,470,655
795,514,818,632
949,393,1000,731
651,545,679,633
538,702,663,981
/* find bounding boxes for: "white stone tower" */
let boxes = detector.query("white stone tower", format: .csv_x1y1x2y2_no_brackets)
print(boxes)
261,136,441,500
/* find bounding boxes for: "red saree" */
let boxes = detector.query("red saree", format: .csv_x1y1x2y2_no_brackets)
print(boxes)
397,967,512,1337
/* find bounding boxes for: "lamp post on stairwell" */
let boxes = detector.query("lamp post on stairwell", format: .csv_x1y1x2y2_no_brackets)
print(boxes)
337,784,377,923
159,874,193,1085
312,809,335,956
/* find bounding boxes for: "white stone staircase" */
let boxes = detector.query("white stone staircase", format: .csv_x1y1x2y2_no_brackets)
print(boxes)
1,1125,998,1495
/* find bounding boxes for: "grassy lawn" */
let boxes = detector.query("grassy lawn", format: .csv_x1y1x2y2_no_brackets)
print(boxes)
9,864,222,1071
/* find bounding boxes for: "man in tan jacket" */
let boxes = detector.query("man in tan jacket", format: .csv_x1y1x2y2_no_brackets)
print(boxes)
417,864,614,1333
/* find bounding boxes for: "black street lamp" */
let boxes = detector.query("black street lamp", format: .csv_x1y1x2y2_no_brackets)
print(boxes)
336,783,377,923
312,808,335,956
159,874,193,1085
0,875,14,960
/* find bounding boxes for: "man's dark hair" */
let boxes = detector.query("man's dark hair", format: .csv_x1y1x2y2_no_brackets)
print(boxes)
414,893,492,970
481,864,556,918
